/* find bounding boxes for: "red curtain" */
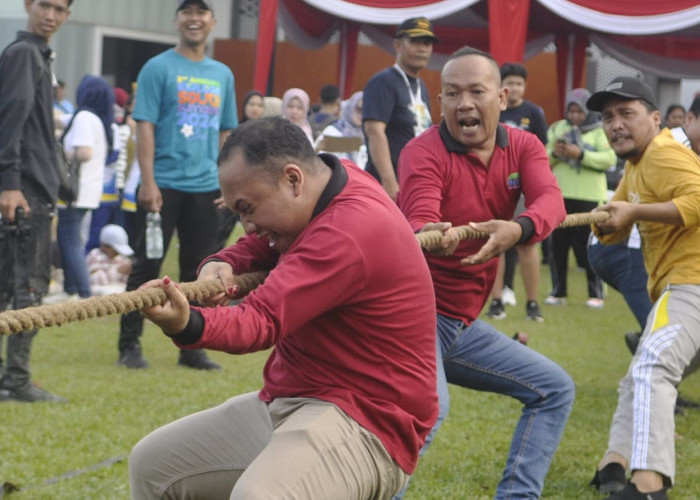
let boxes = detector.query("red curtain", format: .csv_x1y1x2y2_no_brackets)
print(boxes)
608,34,700,59
337,24,360,98
488,0,530,64
338,0,451,6
253,0,280,93
555,33,588,115
282,0,337,37
566,0,699,16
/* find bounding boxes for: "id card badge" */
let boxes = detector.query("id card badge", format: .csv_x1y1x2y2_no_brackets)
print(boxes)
411,101,432,137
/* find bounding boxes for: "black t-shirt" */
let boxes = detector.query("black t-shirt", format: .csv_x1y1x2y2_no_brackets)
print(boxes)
500,100,548,145
362,66,430,180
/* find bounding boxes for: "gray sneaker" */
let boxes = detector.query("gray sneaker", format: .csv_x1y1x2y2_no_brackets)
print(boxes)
0,384,67,403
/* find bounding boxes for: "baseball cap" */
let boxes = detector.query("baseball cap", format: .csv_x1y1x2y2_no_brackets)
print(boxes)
587,77,658,112
177,0,212,11
396,17,439,42
100,224,134,256
113,87,129,108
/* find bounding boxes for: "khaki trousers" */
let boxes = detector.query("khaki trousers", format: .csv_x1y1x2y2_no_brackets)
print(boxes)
129,392,407,499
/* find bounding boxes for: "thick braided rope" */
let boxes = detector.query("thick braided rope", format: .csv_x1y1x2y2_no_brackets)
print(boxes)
416,210,610,249
0,211,611,335
0,271,267,336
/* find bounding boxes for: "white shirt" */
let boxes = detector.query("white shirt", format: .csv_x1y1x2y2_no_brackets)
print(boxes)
63,110,107,209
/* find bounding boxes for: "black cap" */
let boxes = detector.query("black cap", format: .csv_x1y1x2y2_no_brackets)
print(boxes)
178,0,213,11
587,77,658,112
396,17,439,42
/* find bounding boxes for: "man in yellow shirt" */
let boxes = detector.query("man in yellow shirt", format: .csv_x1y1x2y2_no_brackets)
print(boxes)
587,77,700,500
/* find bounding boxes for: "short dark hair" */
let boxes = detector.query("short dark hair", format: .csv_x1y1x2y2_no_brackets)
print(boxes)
500,62,527,81
450,46,494,62
319,84,340,104
447,46,501,82
665,104,685,120
32,0,73,5
219,117,317,183
689,97,700,116
640,100,658,113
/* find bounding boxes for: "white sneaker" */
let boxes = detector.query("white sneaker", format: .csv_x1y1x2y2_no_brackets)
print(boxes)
544,295,566,306
502,286,517,306
586,298,604,309
42,291,80,305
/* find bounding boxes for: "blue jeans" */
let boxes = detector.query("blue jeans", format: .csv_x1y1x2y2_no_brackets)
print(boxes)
587,242,652,330
57,206,91,298
437,315,574,499
85,199,123,252
392,334,449,499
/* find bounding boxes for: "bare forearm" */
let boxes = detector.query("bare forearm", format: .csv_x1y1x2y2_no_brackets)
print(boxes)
632,201,684,226
72,146,92,163
367,133,395,183
136,122,156,185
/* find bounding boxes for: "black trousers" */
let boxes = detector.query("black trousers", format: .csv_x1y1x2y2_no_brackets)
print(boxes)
549,198,603,299
0,182,54,389
119,187,220,351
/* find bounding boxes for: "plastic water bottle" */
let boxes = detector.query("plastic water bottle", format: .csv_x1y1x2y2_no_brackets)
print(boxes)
145,211,163,259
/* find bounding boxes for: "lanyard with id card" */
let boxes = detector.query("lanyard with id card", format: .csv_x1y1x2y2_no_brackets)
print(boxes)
393,64,432,137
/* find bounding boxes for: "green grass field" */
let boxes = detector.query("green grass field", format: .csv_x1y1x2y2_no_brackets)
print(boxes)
1,235,699,499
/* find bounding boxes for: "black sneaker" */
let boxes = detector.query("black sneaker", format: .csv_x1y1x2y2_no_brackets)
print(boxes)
526,301,544,322
607,482,668,500
118,345,149,369
0,384,67,403
486,299,506,319
178,349,221,371
590,462,626,495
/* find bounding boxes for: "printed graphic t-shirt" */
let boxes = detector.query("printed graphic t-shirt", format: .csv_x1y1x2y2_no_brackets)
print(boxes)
133,49,237,192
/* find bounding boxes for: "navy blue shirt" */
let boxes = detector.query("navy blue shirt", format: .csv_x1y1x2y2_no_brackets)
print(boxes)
500,100,548,145
362,66,430,180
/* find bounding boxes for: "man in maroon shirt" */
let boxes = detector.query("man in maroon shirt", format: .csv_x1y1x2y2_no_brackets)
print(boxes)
397,46,575,499
128,117,438,499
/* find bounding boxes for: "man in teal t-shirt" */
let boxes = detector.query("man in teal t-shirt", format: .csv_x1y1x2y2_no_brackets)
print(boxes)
118,0,237,370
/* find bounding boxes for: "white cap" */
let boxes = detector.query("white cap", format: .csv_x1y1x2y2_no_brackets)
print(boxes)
100,224,134,256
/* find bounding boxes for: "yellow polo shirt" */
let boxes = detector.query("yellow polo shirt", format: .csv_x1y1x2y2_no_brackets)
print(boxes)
596,128,700,301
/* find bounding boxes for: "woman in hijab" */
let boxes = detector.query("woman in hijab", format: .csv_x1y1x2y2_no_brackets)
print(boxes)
282,88,313,144
544,87,617,310
314,91,366,168
51,75,114,302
